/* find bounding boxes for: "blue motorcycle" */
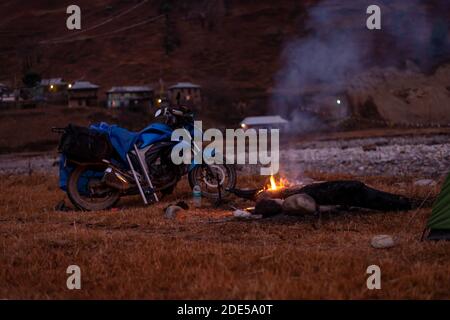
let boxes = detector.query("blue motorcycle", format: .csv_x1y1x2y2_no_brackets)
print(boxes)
54,106,236,211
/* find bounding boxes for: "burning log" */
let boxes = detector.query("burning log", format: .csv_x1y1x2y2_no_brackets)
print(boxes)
256,186,307,201
254,175,311,201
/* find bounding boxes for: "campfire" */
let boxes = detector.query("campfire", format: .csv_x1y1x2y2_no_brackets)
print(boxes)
226,175,294,200
266,175,290,191
252,175,295,200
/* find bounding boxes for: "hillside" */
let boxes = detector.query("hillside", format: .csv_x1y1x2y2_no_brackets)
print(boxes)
0,0,449,126
0,1,313,102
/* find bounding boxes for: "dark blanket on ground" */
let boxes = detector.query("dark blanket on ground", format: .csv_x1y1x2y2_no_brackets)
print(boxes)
294,181,412,211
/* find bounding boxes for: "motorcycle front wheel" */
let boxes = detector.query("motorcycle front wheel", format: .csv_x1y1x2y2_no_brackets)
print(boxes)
188,164,236,199
67,165,120,211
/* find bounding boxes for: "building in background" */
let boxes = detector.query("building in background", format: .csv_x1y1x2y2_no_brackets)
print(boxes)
39,78,68,104
0,83,15,107
0,83,10,95
106,86,154,111
240,115,289,130
168,82,202,109
68,81,99,108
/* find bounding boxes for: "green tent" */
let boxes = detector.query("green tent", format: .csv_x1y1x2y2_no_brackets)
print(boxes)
427,174,450,240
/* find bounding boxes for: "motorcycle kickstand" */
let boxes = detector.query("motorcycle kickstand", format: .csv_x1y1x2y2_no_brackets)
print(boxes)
133,144,159,203
126,153,149,205
214,172,224,208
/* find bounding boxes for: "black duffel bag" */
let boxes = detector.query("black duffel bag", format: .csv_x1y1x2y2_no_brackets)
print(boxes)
57,124,113,162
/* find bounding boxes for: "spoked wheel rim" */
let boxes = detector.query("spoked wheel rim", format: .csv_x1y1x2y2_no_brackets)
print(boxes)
67,165,120,211
202,165,226,188
190,164,236,199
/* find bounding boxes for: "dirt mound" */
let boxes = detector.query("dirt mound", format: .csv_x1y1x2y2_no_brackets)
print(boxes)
347,64,450,125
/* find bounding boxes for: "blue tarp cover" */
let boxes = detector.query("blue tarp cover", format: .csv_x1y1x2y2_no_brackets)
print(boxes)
59,122,174,191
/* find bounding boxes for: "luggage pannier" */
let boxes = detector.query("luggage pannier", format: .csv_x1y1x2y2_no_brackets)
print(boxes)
58,124,113,162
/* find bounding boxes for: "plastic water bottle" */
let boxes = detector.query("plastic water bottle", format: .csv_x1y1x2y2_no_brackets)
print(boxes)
192,185,202,208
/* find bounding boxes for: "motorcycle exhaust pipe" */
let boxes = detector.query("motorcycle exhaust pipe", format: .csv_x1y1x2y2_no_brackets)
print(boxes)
103,167,131,191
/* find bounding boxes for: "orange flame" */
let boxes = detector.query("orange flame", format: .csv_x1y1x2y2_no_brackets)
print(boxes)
266,175,289,191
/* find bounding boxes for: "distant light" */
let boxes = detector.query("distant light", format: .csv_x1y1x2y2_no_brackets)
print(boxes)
50,85,54,90
336,99,341,105
68,84,72,89
157,98,162,104
241,123,247,129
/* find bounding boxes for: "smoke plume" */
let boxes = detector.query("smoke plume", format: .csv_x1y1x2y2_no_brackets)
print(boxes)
271,0,450,132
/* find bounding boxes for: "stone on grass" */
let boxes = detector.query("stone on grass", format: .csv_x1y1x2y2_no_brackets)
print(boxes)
371,235,396,249
164,205,183,219
413,179,436,187
233,209,252,219
282,193,317,216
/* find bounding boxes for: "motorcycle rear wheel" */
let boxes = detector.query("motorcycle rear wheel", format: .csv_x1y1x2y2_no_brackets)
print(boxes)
67,165,120,211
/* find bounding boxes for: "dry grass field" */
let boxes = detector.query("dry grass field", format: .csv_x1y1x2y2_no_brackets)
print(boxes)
0,172,449,300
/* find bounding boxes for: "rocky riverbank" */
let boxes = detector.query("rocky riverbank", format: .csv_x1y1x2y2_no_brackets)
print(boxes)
1,134,449,179
245,134,450,179
0,153,59,175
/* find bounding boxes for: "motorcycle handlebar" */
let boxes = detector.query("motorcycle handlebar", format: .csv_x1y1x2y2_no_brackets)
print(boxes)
170,108,184,116
169,107,193,119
